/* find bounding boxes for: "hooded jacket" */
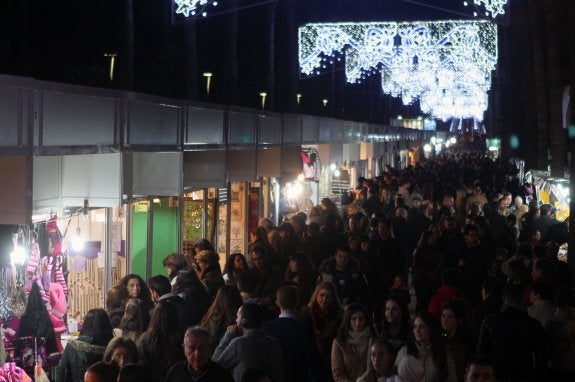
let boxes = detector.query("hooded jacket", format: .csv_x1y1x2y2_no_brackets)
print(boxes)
54,336,106,382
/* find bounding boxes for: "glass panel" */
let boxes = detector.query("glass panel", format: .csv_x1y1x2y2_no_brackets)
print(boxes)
283,115,301,144
258,115,281,144
186,107,225,144
229,182,246,254
302,116,318,143
229,112,255,145
182,190,217,256
151,197,179,276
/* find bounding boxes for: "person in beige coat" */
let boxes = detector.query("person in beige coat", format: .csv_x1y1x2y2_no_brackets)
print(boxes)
331,303,376,382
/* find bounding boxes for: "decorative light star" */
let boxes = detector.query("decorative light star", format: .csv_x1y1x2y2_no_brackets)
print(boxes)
473,0,507,18
174,0,216,18
299,20,498,121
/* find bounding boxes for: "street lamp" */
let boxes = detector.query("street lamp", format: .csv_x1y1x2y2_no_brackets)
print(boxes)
104,53,117,82
203,72,213,97
260,92,267,110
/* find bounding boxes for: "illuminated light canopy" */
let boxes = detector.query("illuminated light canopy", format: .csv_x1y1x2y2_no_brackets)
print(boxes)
299,21,498,121
472,0,507,18
174,0,218,18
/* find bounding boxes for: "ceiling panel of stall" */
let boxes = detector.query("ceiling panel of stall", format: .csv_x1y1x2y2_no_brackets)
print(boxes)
227,149,257,182
0,156,31,224
61,153,122,207
257,148,281,177
184,150,227,189
330,142,343,165
186,107,225,145
127,101,179,145
41,91,116,146
125,152,183,196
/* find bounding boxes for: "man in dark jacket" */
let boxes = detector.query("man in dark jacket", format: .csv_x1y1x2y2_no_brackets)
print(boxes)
263,285,316,382
165,326,233,382
477,284,547,381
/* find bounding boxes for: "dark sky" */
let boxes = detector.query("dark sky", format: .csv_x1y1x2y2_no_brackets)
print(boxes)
0,0,497,123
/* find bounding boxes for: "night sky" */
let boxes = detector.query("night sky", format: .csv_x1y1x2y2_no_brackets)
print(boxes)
0,0,497,124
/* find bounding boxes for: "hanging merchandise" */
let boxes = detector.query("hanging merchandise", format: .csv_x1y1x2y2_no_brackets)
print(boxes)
0,362,32,382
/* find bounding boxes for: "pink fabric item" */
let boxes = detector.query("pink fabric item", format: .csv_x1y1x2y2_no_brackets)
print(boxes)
48,283,67,334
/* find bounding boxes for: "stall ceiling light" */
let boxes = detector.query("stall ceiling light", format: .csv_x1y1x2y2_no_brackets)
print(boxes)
299,20,498,121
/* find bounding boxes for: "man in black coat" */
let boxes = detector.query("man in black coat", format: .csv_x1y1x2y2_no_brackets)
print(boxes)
165,326,233,382
263,285,316,382
477,284,547,382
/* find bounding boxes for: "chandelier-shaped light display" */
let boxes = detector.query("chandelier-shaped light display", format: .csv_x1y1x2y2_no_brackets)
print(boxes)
471,0,507,18
299,20,498,121
174,0,218,18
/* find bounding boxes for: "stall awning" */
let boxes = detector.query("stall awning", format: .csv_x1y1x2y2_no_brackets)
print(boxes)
184,150,227,189
124,152,183,196
257,148,281,177
33,154,122,209
0,157,31,224
281,146,302,175
61,154,122,207
227,149,257,182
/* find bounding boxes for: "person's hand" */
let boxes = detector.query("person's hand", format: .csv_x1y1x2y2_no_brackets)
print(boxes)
226,324,242,336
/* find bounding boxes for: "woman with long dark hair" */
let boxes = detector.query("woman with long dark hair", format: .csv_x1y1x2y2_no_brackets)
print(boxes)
118,274,154,309
331,303,377,381
307,281,343,382
200,285,243,346
114,298,151,341
223,253,248,286
136,301,185,382
55,308,113,382
284,251,315,305
376,295,411,352
440,300,471,382
395,311,448,382
412,230,443,312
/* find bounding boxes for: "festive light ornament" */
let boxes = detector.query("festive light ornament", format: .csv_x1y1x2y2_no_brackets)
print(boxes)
299,20,498,121
472,0,507,18
174,0,218,18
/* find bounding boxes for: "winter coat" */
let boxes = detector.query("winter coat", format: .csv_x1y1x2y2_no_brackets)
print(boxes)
54,336,106,382
331,336,372,382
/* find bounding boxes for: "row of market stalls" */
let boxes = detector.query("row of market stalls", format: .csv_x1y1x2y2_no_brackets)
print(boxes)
0,73,426,321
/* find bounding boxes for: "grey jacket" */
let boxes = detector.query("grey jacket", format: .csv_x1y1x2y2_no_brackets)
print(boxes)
212,329,283,382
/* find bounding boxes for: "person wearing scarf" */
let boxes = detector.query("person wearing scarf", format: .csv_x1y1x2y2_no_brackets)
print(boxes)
331,303,376,382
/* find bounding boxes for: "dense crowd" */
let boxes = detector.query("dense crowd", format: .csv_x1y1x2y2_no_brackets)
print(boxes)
56,154,574,382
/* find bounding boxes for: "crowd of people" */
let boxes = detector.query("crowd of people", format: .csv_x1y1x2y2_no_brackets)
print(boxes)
57,153,574,382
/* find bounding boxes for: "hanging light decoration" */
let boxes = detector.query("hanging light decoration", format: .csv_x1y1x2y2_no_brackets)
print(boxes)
299,20,498,121
174,0,219,18
465,0,508,18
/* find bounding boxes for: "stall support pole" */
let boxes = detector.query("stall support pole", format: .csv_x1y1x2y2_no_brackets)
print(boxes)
104,208,113,306
202,188,208,239
146,197,154,281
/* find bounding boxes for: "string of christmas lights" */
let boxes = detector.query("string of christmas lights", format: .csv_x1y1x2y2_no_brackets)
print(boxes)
299,20,498,121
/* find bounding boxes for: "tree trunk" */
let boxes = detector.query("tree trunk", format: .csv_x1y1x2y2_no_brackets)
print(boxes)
545,0,567,177
528,0,550,171
224,0,239,105
266,1,278,110
184,20,199,101
119,0,134,90
567,0,575,283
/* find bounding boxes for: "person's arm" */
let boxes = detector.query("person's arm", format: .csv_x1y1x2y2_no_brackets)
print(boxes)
212,326,240,370
53,344,71,382
330,339,354,382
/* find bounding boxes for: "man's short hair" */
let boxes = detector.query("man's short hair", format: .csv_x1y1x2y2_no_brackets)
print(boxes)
462,223,479,236
239,303,263,329
148,275,172,296
502,284,523,305
276,285,299,311
184,325,212,346
86,362,120,382
238,269,260,294
465,354,495,373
